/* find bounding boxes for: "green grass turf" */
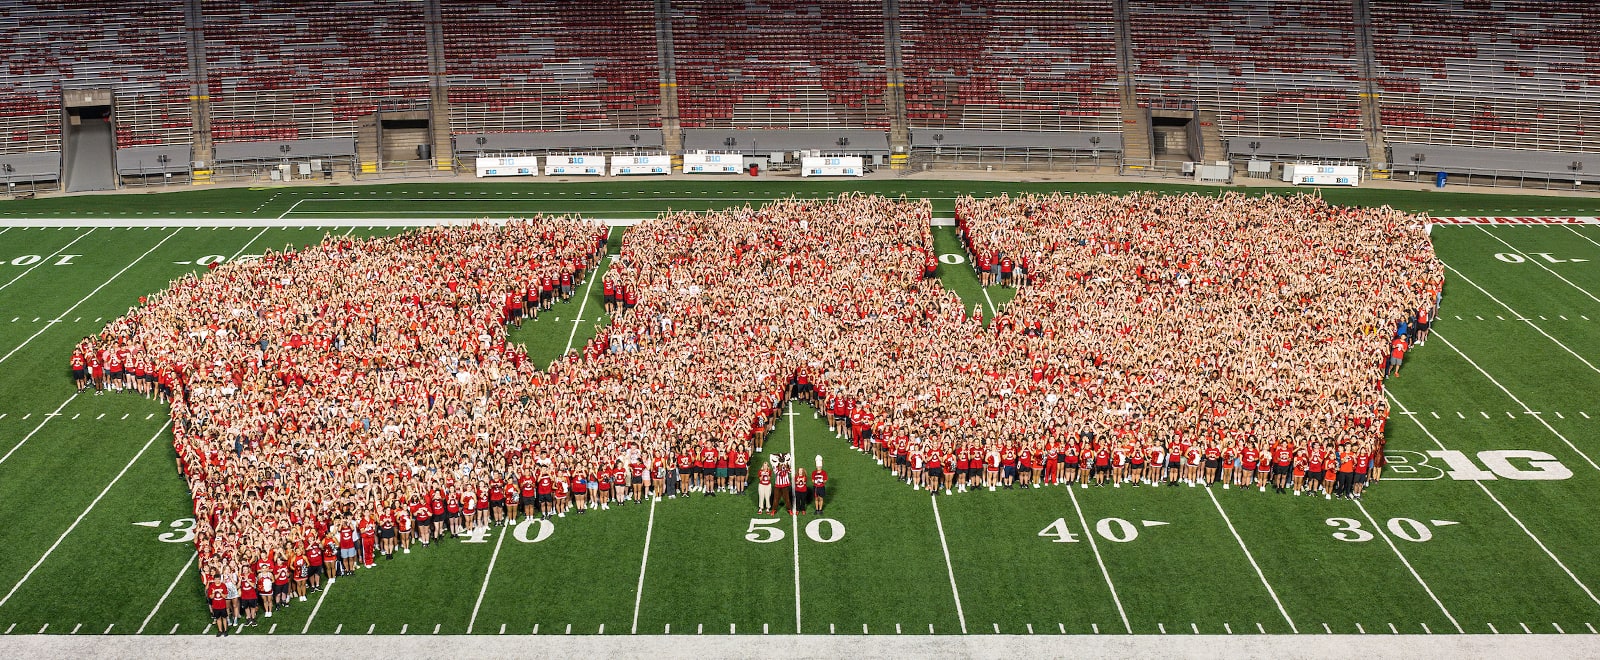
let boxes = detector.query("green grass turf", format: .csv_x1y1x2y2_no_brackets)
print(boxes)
2,182,1600,636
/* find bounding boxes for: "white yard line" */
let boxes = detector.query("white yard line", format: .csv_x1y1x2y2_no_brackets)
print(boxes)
0,228,183,366
1438,262,1600,376
1387,391,1600,608
465,525,508,635
227,226,273,261
1204,488,1298,633
1431,331,1600,471
0,391,78,467
1477,226,1600,305
980,287,997,316
630,497,659,634
1352,501,1463,633
1066,485,1131,634
1563,225,1600,250
0,421,170,609
928,495,968,634
300,578,333,634
276,199,305,220
563,232,608,352
0,228,96,294
136,551,197,634
788,403,803,634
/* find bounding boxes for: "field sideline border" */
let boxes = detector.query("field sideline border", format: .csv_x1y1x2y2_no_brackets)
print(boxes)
0,633,1592,658
3,215,1597,230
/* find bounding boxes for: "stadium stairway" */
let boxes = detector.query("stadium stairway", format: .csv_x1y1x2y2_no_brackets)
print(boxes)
64,116,116,193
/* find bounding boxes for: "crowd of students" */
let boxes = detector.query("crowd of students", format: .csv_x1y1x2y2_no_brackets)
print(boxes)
81,192,1440,628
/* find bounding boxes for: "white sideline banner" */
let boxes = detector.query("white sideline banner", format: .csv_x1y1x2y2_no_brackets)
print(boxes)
545,155,605,176
474,156,539,178
1283,163,1360,187
801,156,864,178
683,153,741,174
611,155,671,176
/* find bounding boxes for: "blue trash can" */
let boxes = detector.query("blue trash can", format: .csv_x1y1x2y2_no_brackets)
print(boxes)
1435,171,1447,188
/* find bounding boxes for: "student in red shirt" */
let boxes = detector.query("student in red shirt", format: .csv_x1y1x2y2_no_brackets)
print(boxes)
208,576,230,637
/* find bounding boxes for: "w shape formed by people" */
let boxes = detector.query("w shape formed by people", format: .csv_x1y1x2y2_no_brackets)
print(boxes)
79,192,1440,610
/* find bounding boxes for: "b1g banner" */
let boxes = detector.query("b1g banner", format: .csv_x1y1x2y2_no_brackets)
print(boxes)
1283,163,1360,187
683,152,741,174
801,156,864,177
545,155,605,176
474,156,539,178
611,155,671,176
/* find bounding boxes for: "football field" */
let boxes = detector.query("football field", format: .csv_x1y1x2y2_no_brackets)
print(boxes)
2,179,1600,642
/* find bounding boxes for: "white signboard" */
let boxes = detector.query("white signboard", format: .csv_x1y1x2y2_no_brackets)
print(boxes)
611,155,671,176
801,156,864,178
545,155,605,176
683,152,741,174
1283,163,1360,187
475,156,539,178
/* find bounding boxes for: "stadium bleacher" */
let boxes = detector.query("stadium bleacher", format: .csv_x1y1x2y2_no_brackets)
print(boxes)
670,0,891,129
200,0,430,143
1370,0,1600,154
440,0,661,134
0,0,191,154
1127,0,1364,142
898,0,1122,133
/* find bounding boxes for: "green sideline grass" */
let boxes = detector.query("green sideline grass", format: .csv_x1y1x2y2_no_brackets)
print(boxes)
0,184,1598,636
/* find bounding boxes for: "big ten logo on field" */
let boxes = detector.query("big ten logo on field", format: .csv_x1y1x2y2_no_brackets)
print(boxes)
1383,450,1573,481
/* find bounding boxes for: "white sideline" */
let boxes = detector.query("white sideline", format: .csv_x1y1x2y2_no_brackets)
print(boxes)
137,551,198,634
1386,391,1600,608
1476,225,1600,305
928,495,968,634
0,228,96,294
0,228,183,366
300,577,333,634
1066,485,1131,634
1205,488,1298,633
1430,330,1600,471
1438,261,1600,376
1352,501,1463,633
0,421,171,609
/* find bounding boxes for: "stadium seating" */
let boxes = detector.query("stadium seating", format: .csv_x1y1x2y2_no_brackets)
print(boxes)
671,0,891,129
1127,0,1363,141
0,0,191,153
200,0,430,142
898,0,1121,133
1370,0,1600,154
440,0,661,134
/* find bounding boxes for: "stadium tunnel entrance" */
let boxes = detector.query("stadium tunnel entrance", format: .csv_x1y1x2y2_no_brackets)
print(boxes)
61,88,117,193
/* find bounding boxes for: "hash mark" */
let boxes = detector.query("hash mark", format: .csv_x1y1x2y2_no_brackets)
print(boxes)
698,624,703,635
368,624,375,634
334,624,342,634
498,623,504,635
765,623,769,635
121,414,128,420
1557,412,1566,419
38,624,48,633
1488,623,1499,634
1521,623,1532,634
1587,622,1596,634
1480,411,1490,419
4,623,12,634
1093,623,1100,634
1562,316,1569,321
71,623,81,634
22,414,29,420
1257,623,1266,634
1431,412,1439,418
995,623,1001,633
599,624,605,634
269,623,277,634
103,624,113,634
1059,623,1066,634
1159,623,1166,634
1507,411,1516,419
930,624,935,634
433,624,440,635
1422,623,1431,634
1554,623,1565,634
1389,623,1398,634
168,624,178,634
1356,623,1365,634
1191,623,1200,634
1475,316,1484,320
1454,315,1462,320
1323,623,1332,634
530,624,536,635
97,413,104,420
72,414,79,420
861,624,867,634
146,414,154,420
1224,623,1232,634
